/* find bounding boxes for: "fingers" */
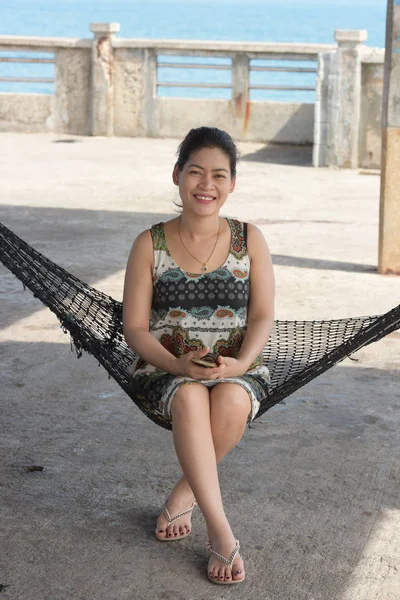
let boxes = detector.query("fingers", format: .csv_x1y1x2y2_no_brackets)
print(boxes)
197,346,210,357
198,365,226,380
187,362,225,380
184,348,229,380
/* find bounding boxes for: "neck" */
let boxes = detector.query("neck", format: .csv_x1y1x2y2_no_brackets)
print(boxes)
179,213,220,240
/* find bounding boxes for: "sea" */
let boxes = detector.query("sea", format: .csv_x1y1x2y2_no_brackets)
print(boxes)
0,0,388,102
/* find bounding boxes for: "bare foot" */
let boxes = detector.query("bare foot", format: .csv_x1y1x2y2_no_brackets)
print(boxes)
207,536,245,583
155,485,196,540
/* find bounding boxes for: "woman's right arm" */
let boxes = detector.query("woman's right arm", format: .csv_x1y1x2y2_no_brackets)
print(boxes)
123,230,224,379
123,230,179,374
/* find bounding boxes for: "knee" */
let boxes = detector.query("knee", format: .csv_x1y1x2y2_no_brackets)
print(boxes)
210,385,251,428
170,383,209,421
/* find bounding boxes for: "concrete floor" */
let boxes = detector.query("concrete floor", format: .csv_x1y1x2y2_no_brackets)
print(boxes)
0,133,399,600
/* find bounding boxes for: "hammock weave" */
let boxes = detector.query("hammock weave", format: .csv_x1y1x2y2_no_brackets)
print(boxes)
1,222,399,431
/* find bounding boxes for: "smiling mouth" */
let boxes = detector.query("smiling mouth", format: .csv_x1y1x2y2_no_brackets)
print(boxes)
194,194,216,203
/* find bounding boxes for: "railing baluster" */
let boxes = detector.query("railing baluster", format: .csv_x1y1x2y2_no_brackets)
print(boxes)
0,52,55,89
0,43,320,99
155,54,317,98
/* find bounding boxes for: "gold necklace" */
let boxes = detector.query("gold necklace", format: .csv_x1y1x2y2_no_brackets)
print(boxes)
178,218,221,273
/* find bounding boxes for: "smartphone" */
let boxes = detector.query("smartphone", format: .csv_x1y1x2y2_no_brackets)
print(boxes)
192,357,218,368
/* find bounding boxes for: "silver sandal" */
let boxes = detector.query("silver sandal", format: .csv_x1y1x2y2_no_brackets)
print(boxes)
207,539,245,585
155,499,197,542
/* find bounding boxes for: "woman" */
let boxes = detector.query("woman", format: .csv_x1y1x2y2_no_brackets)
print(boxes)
123,127,275,585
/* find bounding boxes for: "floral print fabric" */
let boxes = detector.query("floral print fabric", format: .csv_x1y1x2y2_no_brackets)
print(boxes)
130,218,270,425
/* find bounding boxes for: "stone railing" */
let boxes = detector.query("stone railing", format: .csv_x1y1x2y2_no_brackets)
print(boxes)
313,30,384,169
0,24,385,168
0,24,333,144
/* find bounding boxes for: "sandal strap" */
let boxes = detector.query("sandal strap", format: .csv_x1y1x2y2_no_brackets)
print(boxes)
162,500,197,525
207,540,240,567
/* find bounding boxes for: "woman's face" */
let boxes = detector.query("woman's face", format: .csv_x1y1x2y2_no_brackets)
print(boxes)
173,146,236,216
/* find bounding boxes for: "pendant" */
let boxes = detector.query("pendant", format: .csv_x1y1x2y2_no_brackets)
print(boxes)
202,265,208,273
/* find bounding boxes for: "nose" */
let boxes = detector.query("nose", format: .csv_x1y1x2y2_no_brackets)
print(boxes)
199,172,214,189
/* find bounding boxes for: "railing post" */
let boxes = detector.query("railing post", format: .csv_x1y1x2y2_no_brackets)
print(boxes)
313,50,336,167
231,54,250,136
332,29,367,168
54,46,91,135
142,49,157,137
90,22,120,136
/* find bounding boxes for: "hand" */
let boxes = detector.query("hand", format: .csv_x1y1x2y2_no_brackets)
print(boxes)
214,355,248,378
172,347,227,380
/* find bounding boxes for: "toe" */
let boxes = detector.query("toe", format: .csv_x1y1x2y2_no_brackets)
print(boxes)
227,553,244,581
211,564,219,580
232,562,244,581
178,524,186,536
224,567,232,582
207,559,215,579
155,517,166,539
166,525,174,538
155,516,166,535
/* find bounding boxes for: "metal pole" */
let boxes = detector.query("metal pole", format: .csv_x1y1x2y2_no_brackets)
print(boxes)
378,0,400,274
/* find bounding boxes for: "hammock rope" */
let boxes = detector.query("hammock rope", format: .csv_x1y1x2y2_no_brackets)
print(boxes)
1,222,399,431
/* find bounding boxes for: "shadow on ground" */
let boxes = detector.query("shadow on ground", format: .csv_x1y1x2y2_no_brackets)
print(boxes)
0,206,169,328
271,254,376,273
241,143,313,166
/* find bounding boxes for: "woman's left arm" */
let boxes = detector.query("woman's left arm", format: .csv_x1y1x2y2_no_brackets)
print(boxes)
217,223,275,376
236,223,275,368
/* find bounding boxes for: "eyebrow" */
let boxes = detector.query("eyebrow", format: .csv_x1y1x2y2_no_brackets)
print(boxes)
188,163,229,173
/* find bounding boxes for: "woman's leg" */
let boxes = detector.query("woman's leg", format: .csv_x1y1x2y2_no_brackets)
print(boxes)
157,383,251,548
206,383,251,582
156,383,210,541
169,383,229,533
209,382,251,459
158,382,250,582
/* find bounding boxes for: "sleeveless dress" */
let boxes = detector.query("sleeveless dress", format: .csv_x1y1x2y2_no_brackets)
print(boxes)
129,217,270,429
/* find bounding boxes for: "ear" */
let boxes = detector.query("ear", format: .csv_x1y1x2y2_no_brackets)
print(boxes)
229,175,236,194
172,163,180,186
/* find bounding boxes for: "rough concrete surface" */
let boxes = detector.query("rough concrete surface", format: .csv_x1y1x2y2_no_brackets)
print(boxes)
54,48,91,136
0,94,53,134
0,133,399,600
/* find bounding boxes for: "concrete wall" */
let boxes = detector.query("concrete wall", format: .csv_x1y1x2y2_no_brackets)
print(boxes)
0,29,334,144
155,99,314,143
0,93,53,132
113,48,144,137
313,37,385,169
313,51,337,167
0,90,314,143
359,61,384,169
54,48,91,135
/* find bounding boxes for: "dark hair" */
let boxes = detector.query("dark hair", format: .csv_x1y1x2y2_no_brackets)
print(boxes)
176,126,239,177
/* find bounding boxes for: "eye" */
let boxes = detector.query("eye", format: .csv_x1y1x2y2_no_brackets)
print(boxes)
215,174,226,179
189,170,201,175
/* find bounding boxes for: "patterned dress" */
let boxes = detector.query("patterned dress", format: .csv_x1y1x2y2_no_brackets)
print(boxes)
130,217,270,429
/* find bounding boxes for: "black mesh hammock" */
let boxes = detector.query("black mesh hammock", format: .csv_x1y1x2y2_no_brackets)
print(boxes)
1,221,400,431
